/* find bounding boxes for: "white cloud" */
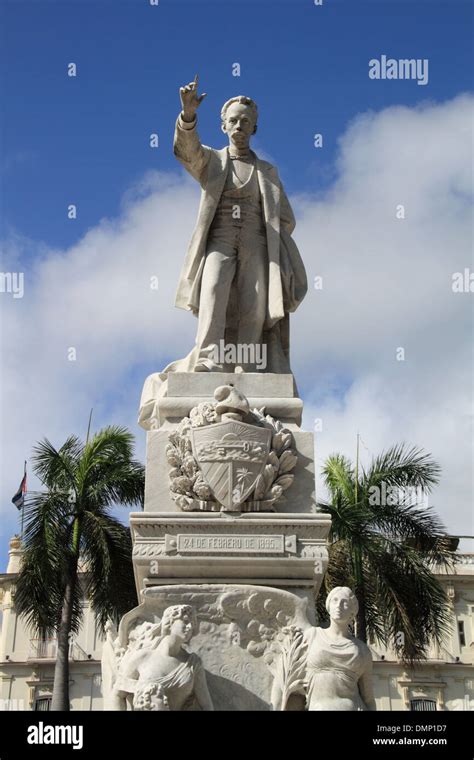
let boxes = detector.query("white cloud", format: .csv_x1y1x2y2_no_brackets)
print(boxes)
294,94,473,543
1,94,472,562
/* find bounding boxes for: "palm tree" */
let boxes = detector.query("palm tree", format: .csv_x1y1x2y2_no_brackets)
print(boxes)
317,444,455,663
14,426,144,710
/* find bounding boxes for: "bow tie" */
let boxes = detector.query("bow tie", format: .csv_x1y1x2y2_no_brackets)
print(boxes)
229,152,252,160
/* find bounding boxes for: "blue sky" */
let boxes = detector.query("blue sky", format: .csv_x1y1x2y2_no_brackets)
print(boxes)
2,0,472,247
1,0,473,571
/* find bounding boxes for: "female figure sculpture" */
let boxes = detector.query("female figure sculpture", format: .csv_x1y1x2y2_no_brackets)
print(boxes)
112,604,214,711
305,587,376,711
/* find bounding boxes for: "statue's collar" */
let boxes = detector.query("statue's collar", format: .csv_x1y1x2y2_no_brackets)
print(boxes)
227,147,254,161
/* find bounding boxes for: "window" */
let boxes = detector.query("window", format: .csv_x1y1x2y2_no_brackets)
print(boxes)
458,621,466,647
410,698,436,711
34,697,51,711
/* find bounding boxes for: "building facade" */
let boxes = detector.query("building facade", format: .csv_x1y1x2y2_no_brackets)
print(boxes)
371,552,474,711
0,537,103,711
0,535,472,711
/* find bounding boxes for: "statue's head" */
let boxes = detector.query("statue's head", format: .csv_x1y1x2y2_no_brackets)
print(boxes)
160,604,198,643
325,586,359,624
221,96,258,148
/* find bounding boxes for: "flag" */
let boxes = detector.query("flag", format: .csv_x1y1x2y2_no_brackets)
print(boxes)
12,472,27,511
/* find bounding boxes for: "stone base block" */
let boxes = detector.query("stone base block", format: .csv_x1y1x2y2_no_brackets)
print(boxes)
130,511,330,596
168,372,296,398
139,372,302,429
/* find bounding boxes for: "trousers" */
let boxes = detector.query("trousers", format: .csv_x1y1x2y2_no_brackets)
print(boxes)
195,223,268,369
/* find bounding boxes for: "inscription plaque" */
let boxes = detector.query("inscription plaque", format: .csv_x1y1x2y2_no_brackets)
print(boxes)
176,534,285,554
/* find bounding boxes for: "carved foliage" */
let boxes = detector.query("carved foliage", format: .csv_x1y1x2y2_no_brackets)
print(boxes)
165,402,297,512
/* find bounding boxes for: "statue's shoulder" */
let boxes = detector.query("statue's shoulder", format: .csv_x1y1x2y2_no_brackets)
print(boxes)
304,625,319,644
209,146,229,168
213,146,227,159
256,157,281,185
256,157,277,173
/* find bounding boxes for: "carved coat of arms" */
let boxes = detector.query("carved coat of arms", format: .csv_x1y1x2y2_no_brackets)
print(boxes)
191,421,271,510
166,384,297,513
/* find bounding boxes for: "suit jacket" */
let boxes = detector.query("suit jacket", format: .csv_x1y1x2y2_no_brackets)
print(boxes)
173,114,307,330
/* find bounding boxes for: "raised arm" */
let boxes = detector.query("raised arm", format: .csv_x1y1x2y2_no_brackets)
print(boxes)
173,74,211,184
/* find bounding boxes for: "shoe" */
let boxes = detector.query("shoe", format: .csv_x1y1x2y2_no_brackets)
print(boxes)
194,359,222,372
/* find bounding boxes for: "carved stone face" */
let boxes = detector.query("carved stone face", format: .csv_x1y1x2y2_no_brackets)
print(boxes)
222,102,256,147
171,615,194,643
328,591,355,624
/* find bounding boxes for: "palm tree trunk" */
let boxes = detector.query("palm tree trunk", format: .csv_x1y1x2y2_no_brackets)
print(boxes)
355,586,367,642
51,517,80,711
51,564,77,711
352,543,368,642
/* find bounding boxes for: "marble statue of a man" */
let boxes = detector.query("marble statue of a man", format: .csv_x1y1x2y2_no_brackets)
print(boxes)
169,75,307,374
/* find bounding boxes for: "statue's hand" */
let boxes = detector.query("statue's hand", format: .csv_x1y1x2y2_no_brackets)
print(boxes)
180,74,207,121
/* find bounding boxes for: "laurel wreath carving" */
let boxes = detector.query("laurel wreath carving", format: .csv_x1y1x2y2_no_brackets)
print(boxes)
165,402,297,511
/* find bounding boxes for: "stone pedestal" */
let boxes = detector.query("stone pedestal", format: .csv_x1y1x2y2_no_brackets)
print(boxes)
130,511,330,591
139,372,303,429
113,372,330,711
140,373,316,515
116,583,313,711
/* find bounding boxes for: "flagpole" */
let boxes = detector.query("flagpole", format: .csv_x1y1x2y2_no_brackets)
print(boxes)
20,460,27,542
86,408,93,444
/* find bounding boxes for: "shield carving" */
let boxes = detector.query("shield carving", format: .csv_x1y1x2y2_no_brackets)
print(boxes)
191,421,271,510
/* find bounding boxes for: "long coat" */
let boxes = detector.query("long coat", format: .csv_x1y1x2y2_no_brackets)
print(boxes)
173,115,307,330
138,118,308,428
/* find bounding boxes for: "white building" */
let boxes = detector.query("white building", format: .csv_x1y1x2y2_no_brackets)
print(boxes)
371,551,474,710
0,535,472,711
0,537,103,711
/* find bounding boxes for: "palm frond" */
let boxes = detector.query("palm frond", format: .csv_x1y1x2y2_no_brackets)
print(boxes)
32,436,82,492
365,444,440,493
318,498,372,542
74,427,144,510
320,444,451,664
14,492,72,633
321,454,355,505
82,460,145,511
362,535,452,662
366,501,455,567
80,512,137,631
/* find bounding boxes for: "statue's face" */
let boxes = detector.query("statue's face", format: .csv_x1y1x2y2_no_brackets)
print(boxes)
222,102,256,147
171,614,194,643
328,591,354,623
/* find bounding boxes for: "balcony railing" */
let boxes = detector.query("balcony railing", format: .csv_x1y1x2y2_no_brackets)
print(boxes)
28,638,89,661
